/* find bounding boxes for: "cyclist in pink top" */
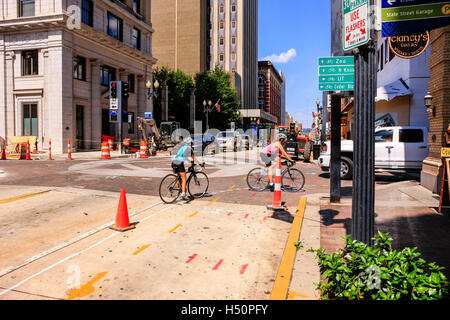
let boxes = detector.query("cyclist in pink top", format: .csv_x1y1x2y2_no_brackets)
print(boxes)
260,133,294,191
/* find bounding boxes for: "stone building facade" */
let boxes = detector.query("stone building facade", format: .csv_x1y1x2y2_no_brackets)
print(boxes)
0,0,156,153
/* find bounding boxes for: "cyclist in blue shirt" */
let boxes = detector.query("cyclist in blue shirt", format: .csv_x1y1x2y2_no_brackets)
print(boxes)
172,137,202,200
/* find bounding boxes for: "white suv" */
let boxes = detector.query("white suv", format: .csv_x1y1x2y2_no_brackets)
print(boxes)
216,131,240,152
318,126,429,180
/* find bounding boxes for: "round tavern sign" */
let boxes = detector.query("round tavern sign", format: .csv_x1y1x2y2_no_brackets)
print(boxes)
389,32,430,59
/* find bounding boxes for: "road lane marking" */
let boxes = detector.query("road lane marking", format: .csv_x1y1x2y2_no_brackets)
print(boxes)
227,212,232,216
0,190,52,204
212,259,224,270
188,211,199,218
206,197,220,206
288,291,308,299
185,254,197,264
168,224,182,233
66,272,108,300
244,214,249,219
229,185,236,190
240,264,249,275
0,201,164,278
0,233,118,298
270,196,307,300
132,244,151,256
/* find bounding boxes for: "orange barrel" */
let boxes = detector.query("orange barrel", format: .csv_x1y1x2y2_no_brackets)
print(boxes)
139,140,148,158
101,142,111,159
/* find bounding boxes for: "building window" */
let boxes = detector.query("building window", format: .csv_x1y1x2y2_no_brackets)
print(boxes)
232,21,236,28
133,0,141,14
23,103,38,136
258,87,265,98
219,54,224,62
220,5,224,13
73,56,86,81
132,27,141,50
219,37,224,45
232,5,236,12
22,50,38,76
107,12,123,41
220,21,224,29
81,0,93,27
258,75,265,85
128,74,135,93
231,53,236,61
231,36,236,45
100,66,116,86
19,0,35,17
258,101,264,110
128,112,135,134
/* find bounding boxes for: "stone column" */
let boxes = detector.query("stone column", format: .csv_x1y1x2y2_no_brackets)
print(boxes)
0,46,6,138
4,51,15,136
90,59,102,150
161,80,168,122
421,25,450,193
189,87,196,131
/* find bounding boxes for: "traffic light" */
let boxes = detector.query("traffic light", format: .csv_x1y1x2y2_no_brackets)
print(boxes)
110,82,117,99
121,82,129,122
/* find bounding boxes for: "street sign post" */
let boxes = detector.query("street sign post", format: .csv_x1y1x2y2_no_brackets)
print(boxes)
343,0,370,51
381,0,450,37
318,56,355,91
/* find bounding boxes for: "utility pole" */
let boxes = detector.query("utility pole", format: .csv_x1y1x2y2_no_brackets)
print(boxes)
351,0,377,245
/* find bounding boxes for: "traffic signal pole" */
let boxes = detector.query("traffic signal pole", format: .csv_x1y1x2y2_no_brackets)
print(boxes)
330,94,342,203
351,0,377,245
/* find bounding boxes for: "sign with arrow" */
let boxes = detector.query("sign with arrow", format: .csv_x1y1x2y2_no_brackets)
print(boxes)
318,56,355,91
381,0,450,37
343,0,370,51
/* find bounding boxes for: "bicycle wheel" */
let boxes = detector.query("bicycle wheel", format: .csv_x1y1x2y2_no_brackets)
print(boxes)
159,174,181,204
246,167,269,191
188,171,209,199
281,168,305,192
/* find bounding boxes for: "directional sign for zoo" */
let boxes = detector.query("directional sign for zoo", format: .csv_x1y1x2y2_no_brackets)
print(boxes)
318,56,355,91
343,0,370,51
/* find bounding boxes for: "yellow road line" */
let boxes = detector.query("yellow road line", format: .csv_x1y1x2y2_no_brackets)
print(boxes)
189,211,199,218
206,197,220,206
132,244,151,256
66,272,108,300
168,224,182,233
0,190,51,205
270,196,307,300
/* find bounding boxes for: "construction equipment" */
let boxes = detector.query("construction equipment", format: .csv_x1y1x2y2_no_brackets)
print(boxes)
279,123,312,162
135,118,180,156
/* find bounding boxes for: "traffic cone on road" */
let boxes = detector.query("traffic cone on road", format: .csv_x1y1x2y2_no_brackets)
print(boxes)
108,139,113,152
139,140,148,159
267,153,287,211
67,139,73,160
26,140,31,160
110,189,135,232
19,143,26,160
1,148,6,160
48,139,54,160
101,142,111,160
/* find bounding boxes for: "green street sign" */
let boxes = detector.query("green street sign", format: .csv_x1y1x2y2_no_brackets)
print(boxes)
319,66,355,75
319,75,355,83
319,83,355,91
318,56,355,66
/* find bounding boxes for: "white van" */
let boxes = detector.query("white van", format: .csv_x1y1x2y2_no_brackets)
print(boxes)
318,127,429,179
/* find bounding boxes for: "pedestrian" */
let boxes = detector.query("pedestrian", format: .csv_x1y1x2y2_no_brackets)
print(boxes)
445,124,450,147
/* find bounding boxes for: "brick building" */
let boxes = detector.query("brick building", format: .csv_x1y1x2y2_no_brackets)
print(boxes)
0,0,156,153
258,61,284,125
421,25,450,193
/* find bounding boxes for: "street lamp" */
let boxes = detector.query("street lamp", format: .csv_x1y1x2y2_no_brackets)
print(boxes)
424,92,434,117
203,100,213,130
146,79,159,100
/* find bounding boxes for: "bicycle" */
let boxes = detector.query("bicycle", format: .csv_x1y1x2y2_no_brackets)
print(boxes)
159,161,209,204
246,159,305,192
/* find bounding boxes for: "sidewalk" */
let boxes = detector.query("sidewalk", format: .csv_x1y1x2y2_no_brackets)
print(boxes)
3,150,171,161
315,180,450,278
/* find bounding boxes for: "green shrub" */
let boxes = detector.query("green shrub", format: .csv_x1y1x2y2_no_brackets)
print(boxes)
307,231,449,300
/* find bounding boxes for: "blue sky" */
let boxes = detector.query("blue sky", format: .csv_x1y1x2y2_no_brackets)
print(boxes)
258,0,331,128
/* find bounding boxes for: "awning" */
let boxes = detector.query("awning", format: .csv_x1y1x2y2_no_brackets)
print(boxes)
375,78,412,102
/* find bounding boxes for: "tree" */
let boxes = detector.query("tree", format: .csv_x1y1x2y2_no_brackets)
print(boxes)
195,66,240,131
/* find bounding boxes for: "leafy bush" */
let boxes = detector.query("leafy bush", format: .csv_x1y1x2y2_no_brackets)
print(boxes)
307,231,449,300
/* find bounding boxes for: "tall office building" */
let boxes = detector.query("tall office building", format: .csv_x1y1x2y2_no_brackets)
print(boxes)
151,0,259,125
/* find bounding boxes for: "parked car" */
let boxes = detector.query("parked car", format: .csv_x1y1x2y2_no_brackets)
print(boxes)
216,131,240,152
318,126,429,180
180,134,215,156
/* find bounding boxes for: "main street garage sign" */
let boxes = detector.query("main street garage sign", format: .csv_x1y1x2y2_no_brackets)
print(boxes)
389,31,430,59
343,0,370,51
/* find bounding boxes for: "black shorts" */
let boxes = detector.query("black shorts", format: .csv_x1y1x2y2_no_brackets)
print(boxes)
171,161,186,173
260,152,275,167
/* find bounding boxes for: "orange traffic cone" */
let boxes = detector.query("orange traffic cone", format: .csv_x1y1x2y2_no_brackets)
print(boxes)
139,140,148,159
67,139,73,160
110,189,135,232
26,140,31,160
267,153,287,211
19,143,27,160
1,148,6,160
101,142,111,160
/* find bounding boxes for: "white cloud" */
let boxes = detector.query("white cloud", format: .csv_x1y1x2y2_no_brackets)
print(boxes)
261,48,297,64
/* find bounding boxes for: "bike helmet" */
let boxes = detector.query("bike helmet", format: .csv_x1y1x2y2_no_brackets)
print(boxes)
278,133,287,140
